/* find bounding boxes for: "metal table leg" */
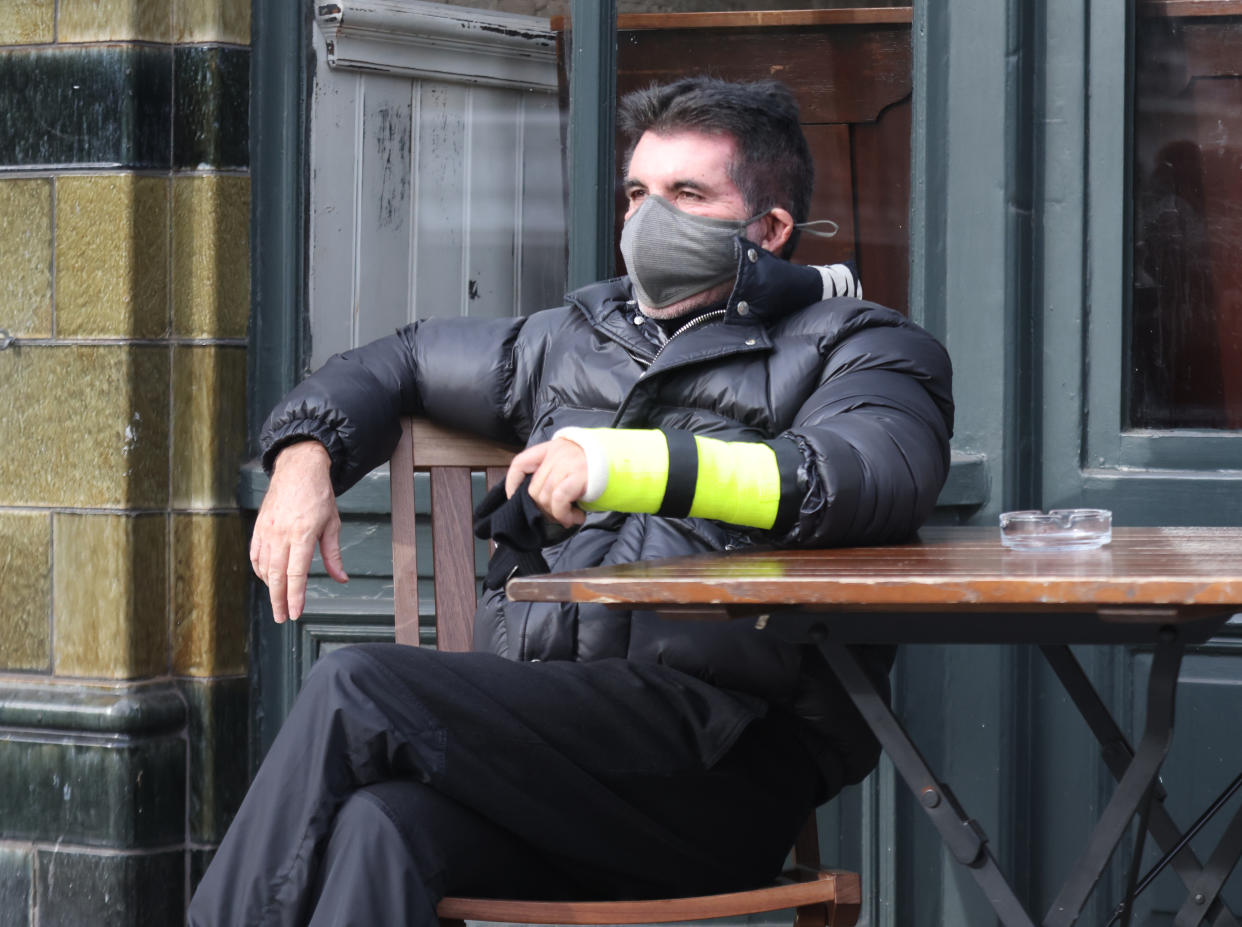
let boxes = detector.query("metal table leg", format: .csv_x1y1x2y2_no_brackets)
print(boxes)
1042,631,1184,927
819,628,1221,927
1174,801,1242,927
817,637,1038,927
1040,644,1239,927
1117,784,1156,927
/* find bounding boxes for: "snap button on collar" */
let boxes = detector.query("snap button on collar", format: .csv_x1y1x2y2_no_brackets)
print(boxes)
736,301,750,316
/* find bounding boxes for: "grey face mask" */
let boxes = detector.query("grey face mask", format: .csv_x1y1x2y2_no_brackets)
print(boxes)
619,194,840,310
620,194,766,309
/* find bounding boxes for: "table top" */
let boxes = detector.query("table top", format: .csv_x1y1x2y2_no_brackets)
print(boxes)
506,527,1242,644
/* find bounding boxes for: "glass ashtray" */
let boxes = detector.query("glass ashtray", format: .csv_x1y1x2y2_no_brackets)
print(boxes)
999,509,1112,551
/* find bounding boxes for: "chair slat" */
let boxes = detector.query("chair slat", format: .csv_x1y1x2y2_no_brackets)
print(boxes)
485,467,508,557
430,466,478,654
391,422,421,646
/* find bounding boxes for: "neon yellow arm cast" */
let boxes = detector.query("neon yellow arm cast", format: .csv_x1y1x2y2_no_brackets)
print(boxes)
552,427,799,532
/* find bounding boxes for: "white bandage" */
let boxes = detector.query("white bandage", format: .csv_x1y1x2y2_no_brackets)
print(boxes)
551,427,610,502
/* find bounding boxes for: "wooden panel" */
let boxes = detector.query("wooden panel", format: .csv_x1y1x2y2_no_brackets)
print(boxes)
1181,19,1242,77
616,9,911,29
615,24,912,125
1141,0,1242,17
852,96,912,314
553,10,912,30
799,124,857,268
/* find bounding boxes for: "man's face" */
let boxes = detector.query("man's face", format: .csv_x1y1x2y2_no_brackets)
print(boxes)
623,130,757,320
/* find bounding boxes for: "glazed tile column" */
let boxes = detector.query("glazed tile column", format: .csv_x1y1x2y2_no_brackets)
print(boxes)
0,1,250,924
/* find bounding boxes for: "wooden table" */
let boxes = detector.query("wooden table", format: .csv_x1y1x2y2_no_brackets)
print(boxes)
508,527,1242,927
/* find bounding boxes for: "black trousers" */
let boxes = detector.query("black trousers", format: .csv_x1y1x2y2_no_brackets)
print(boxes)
188,644,823,927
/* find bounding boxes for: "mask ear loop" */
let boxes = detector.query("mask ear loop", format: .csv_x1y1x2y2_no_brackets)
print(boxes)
794,219,840,239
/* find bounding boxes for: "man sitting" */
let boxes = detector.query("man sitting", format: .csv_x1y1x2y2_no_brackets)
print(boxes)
189,76,954,927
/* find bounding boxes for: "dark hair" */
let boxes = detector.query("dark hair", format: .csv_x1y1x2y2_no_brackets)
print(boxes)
618,77,814,258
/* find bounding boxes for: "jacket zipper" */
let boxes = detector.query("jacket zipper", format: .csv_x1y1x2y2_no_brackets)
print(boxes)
643,308,728,369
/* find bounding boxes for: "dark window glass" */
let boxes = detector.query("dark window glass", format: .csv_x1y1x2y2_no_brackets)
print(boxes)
1130,8,1242,429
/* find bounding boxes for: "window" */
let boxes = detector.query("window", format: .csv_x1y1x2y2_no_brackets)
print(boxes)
1129,4,1242,430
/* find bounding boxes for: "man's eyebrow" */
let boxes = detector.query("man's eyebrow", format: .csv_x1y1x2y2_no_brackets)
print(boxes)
623,178,714,194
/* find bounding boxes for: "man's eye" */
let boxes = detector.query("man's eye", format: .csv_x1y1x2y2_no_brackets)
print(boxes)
628,189,646,203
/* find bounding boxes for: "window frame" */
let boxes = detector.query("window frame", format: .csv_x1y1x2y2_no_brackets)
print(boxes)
1040,0,1242,519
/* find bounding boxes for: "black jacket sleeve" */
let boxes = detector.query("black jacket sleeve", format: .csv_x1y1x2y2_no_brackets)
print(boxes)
778,302,955,547
259,314,538,495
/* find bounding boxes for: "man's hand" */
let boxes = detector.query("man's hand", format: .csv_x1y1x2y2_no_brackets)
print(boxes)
506,438,589,528
250,441,349,623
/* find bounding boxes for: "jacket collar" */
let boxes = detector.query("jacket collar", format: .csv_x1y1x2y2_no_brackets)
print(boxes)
566,240,826,333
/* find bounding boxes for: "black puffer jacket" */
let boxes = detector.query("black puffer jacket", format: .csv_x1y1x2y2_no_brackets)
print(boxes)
261,247,954,787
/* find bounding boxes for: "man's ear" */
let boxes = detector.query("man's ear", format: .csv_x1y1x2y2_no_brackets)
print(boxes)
757,207,795,254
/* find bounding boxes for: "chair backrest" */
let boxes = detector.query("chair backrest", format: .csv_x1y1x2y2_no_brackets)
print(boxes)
389,417,518,650
391,416,848,924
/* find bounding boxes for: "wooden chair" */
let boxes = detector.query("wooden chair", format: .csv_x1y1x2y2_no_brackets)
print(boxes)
389,416,862,927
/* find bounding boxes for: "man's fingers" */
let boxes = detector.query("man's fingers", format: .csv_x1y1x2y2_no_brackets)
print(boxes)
506,444,548,497
249,537,265,581
285,569,309,623
508,439,591,527
528,460,552,501
250,440,340,624
268,574,288,623
320,523,349,584
285,538,318,621
266,546,290,623
546,474,587,527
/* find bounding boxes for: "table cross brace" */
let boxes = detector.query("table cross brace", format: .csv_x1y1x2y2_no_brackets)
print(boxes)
817,629,1232,927
1173,800,1242,927
817,637,1038,927
1041,644,1239,927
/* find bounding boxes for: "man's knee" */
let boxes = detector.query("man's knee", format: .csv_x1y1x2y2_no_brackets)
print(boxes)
303,643,425,698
